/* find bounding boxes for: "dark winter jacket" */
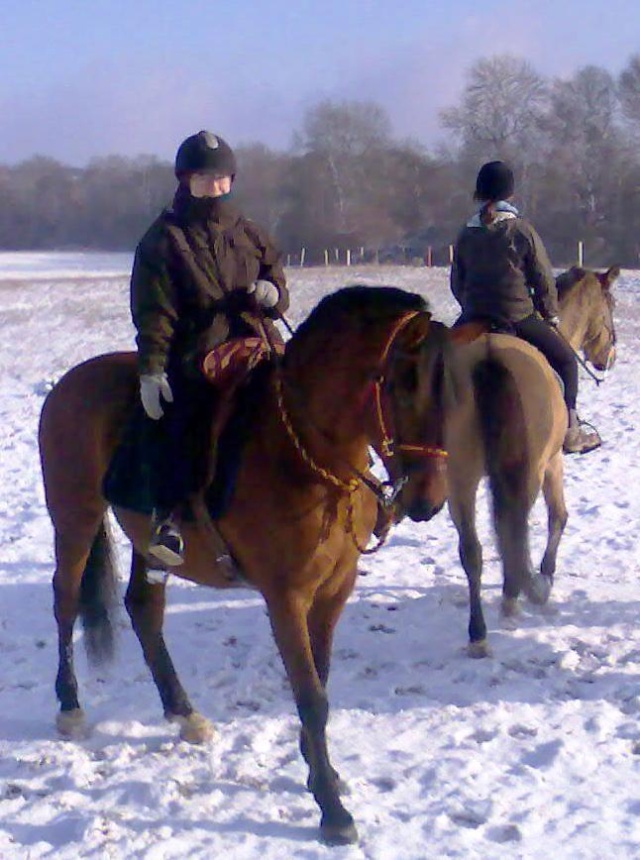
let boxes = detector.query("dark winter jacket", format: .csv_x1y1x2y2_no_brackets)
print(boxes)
130,187,288,376
450,211,558,324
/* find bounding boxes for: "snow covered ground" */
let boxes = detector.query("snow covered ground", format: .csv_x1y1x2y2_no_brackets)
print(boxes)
1,253,639,859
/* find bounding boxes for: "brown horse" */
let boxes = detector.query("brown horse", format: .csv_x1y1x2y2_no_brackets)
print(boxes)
434,266,618,656
39,285,450,846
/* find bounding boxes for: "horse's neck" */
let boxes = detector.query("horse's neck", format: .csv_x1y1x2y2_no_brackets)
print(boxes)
559,290,591,351
281,353,373,474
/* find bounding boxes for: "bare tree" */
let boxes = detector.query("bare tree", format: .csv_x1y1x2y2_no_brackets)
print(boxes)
619,54,640,134
293,100,392,235
536,65,628,263
440,55,548,163
234,143,289,235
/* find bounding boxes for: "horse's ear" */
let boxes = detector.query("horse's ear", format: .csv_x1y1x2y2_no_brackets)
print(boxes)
402,312,432,352
601,265,621,289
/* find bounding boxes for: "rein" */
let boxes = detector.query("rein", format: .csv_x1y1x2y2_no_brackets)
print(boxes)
552,322,611,387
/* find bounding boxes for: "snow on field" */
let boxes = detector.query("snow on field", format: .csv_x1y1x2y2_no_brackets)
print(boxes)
1,254,639,859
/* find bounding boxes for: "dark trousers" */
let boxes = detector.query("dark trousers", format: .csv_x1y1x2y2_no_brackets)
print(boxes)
512,314,577,410
144,369,216,515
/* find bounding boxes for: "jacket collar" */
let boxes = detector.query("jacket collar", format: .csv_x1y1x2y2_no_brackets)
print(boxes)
466,200,519,227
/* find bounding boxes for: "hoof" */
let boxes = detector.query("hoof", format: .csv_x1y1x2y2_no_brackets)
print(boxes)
501,597,520,618
56,708,88,739
526,574,552,605
467,639,491,658
167,711,216,744
320,814,358,846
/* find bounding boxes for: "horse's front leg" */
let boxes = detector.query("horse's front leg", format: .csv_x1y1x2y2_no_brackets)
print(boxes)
529,452,568,604
448,489,487,657
124,550,214,744
266,590,357,846
300,566,357,793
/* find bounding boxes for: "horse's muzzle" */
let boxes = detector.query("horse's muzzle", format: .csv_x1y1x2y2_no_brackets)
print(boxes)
405,499,445,523
593,345,616,372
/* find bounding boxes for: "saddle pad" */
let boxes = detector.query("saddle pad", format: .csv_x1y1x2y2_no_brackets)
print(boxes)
202,337,284,388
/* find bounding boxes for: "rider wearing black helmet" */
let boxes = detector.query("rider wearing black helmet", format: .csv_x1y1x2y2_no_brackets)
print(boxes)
130,130,289,566
450,160,601,456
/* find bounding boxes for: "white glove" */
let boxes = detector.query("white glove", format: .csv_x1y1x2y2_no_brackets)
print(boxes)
140,372,173,420
548,316,560,328
248,279,279,309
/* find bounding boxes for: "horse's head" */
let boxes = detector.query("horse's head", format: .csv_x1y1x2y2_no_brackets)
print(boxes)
369,313,450,523
557,265,619,372
283,286,450,524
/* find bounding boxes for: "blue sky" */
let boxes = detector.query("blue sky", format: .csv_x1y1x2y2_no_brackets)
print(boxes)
2,0,639,166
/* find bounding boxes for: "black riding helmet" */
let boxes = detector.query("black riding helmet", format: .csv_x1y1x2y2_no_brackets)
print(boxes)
474,160,515,202
174,131,237,180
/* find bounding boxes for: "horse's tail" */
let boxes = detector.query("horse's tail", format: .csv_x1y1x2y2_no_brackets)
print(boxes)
79,517,119,666
472,351,530,519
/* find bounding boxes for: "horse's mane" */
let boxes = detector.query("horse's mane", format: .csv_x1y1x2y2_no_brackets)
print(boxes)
292,285,429,343
556,266,586,300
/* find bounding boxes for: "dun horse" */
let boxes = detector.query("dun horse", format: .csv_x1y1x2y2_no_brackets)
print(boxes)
39,285,450,845
435,266,617,656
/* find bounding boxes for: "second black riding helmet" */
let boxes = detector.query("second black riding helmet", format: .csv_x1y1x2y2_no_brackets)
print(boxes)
174,130,237,179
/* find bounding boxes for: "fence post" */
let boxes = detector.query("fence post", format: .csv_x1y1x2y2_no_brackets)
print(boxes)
448,245,454,265
286,253,291,267
346,249,351,266
334,248,340,263
324,249,329,267
577,240,584,266
300,247,306,267
426,246,432,267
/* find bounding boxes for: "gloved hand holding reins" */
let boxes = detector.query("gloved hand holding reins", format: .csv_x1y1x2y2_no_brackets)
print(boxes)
140,372,173,420
248,279,279,309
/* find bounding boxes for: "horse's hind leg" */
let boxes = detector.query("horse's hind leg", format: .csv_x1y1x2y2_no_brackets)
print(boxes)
53,523,101,737
531,452,568,603
124,550,214,744
493,493,532,618
266,589,357,845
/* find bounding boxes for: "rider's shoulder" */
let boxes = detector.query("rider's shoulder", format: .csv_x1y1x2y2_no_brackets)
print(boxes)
135,210,176,256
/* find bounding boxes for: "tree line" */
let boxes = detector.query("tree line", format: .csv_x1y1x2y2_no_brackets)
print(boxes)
2,53,640,268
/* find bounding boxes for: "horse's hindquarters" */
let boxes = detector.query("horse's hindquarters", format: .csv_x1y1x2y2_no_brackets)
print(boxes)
39,352,138,531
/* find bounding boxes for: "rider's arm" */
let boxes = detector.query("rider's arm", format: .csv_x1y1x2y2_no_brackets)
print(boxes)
246,221,290,317
522,223,559,321
130,234,179,376
450,238,466,308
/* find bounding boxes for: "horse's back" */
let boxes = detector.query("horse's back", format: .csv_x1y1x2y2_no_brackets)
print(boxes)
39,352,138,527
452,334,566,466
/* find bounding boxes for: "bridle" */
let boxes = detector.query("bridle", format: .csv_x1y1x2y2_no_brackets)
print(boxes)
370,310,449,465
273,309,448,551
577,294,617,384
